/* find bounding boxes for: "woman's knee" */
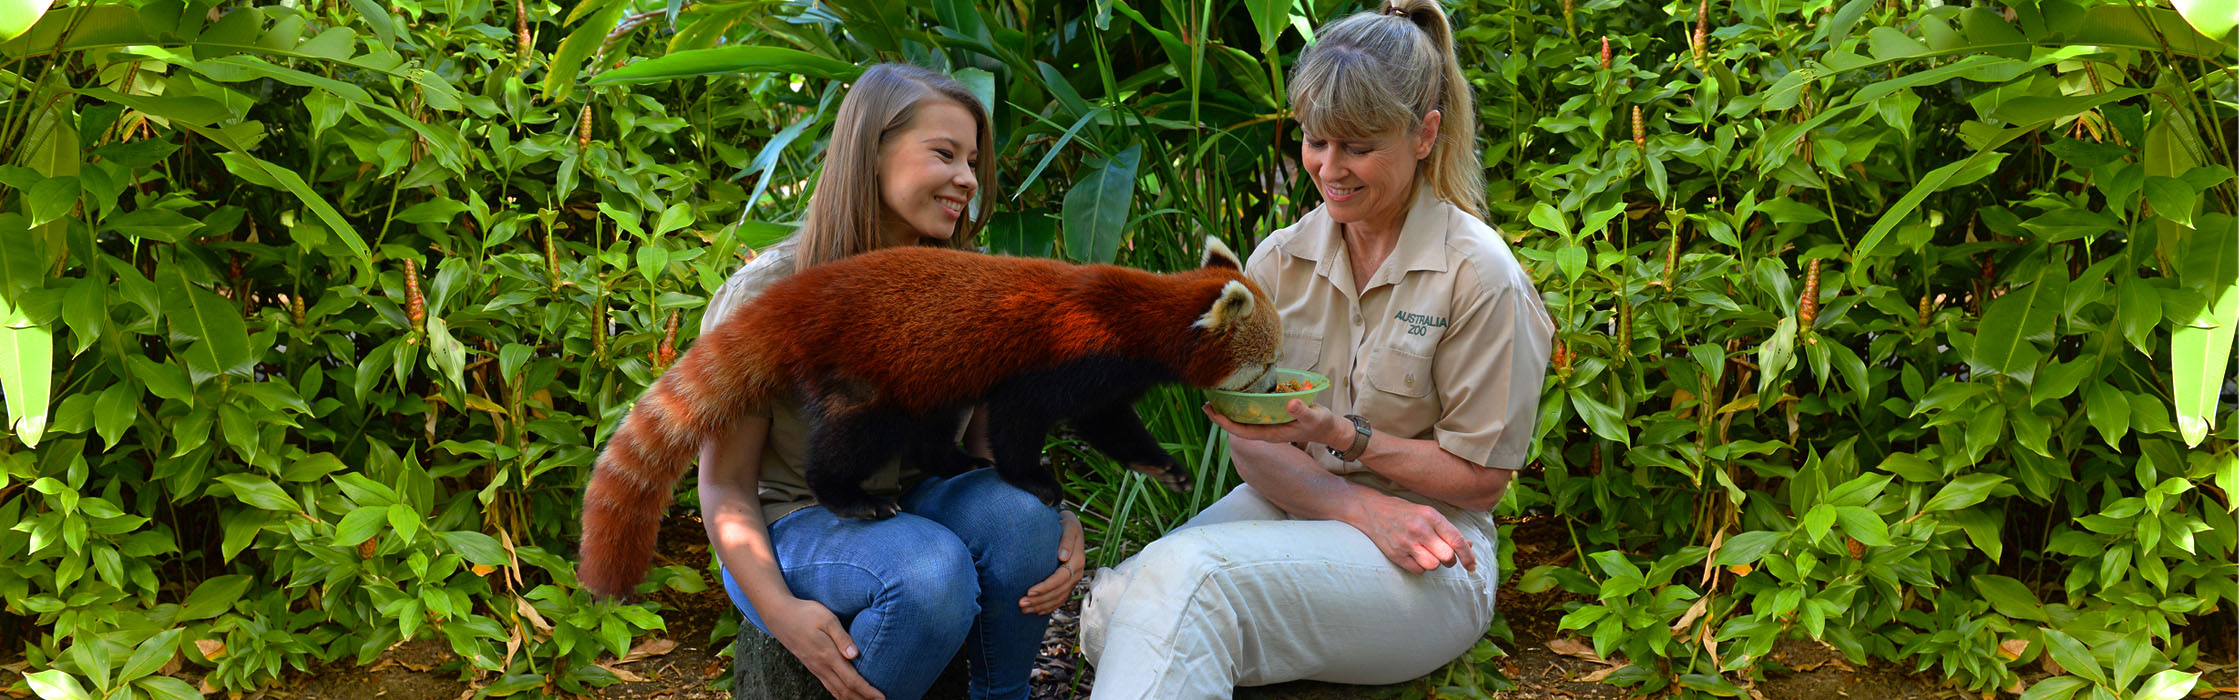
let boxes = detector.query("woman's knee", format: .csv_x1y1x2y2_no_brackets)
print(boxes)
880,531,981,627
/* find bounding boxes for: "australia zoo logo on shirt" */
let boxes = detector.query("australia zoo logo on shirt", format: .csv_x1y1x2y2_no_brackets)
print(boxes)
1394,310,1448,336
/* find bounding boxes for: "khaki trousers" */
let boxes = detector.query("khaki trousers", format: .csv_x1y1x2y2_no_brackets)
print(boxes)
1079,483,1499,699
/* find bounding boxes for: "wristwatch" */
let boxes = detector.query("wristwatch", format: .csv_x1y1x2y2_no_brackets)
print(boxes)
1329,414,1372,463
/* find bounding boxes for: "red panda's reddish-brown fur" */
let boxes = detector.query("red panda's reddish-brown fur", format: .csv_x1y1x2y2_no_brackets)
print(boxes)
577,243,1278,598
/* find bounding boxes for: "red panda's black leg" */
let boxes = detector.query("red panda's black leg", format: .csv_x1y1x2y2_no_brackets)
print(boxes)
803,407,912,520
905,412,991,478
983,400,1064,506
1068,399,1191,493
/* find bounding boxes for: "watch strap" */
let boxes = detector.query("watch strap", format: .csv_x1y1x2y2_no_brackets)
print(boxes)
1329,414,1372,463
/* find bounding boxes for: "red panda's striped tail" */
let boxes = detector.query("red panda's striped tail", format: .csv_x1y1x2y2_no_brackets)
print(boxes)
578,327,779,598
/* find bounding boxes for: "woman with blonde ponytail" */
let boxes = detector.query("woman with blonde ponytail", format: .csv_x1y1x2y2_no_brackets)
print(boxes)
1079,1,1554,695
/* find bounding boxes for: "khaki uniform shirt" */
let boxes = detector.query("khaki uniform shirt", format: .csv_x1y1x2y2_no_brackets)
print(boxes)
701,240,942,523
1246,186,1554,505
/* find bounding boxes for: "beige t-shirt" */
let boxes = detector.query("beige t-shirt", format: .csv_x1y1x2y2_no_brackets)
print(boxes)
700,240,955,523
1246,185,1554,503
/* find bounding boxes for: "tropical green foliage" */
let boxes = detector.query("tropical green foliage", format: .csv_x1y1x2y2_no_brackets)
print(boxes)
0,0,2231,698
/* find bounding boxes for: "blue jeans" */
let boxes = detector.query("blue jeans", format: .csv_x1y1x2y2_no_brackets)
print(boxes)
722,467,1061,700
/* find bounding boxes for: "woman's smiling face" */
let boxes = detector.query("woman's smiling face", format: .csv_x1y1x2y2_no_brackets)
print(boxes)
877,99,981,245
1300,111,1439,235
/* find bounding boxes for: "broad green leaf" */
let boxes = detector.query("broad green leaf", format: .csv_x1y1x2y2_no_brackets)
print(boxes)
1834,506,1889,546
2172,214,2237,446
24,175,77,226
1760,68,1818,112
1877,453,1943,482
1987,88,2148,126
387,502,421,544
2136,670,2202,700
1950,507,2004,562
2019,206,2120,243
194,135,366,265
2143,176,2198,228
1567,389,1630,446
1756,317,1798,398
541,0,628,101
0,0,53,42
1857,145,2017,258
180,574,252,620
2041,629,2108,685
1714,531,1784,566
1972,262,2065,382
2173,0,2236,39
159,265,253,385
92,381,135,449
1061,144,1141,264
2117,273,2163,355
2074,4,2229,56
0,307,51,448
2020,676,2088,700
2085,382,2131,448
215,473,300,512
1241,0,1289,52
333,506,387,547
1556,244,1587,284
138,677,201,700
0,4,145,57
1527,202,1570,238
653,202,692,237
1826,473,1893,507
587,45,861,86
1922,474,2007,512
2111,630,2154,690
2030,358,2092,406
437,530,507,566
425,316,466,391
1866,27,1926,60
120,628,182,681
1799,504,1838,542
24,670,88,700
103,207,203,243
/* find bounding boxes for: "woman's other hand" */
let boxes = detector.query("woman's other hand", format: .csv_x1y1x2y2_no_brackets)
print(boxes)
763,596,885,700
1201,400,1344,447
1353,494,1476,574
1020,510,1085,614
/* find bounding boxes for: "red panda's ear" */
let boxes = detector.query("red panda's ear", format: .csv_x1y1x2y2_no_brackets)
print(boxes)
1200,236,1243,270
1193,280,1256,331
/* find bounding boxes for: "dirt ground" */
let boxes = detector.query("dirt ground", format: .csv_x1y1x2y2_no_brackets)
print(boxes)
9,515,2237,700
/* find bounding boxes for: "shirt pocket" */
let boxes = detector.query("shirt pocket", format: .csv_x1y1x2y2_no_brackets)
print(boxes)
1367,345,1435,398
1280,332,1325,372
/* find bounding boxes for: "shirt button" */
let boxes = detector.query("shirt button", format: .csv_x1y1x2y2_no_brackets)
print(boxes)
1405,373,1415,387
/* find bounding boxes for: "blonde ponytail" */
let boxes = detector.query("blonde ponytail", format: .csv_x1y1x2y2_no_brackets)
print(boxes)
1290,0,1483,219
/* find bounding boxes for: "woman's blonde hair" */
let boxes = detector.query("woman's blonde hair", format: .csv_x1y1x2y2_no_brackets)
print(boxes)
1288,0,1483,219
794,63,996,272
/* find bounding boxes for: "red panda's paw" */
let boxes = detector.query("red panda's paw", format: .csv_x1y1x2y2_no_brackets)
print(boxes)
827,497,902,520
1127,461,1193,493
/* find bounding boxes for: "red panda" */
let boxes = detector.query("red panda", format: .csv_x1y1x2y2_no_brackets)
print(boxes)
576,237,1281,598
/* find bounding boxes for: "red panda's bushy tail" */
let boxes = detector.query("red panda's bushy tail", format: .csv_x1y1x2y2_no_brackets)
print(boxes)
578,325,780,598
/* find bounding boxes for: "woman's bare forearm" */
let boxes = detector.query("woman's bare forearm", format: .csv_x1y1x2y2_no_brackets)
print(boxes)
697,417,796,611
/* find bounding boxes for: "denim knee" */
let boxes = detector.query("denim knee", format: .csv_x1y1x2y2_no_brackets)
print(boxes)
961,484,1062,591
881,531,982,632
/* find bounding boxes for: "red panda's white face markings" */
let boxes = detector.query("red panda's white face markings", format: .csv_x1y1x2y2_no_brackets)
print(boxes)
1191,259,1282,392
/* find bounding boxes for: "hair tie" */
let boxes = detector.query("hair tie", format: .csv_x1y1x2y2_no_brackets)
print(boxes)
1388,6,1409,16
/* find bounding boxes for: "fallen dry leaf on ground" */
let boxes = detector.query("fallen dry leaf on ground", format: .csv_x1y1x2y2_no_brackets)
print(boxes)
1548,638,1615,666
619,638,678,664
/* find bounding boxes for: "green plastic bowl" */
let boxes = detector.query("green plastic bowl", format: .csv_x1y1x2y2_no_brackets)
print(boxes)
1204,368,1329,425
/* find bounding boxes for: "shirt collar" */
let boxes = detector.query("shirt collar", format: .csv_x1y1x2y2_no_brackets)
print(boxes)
1280,184,1454,277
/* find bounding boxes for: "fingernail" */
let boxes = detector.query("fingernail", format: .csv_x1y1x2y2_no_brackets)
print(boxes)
844,646,857,657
